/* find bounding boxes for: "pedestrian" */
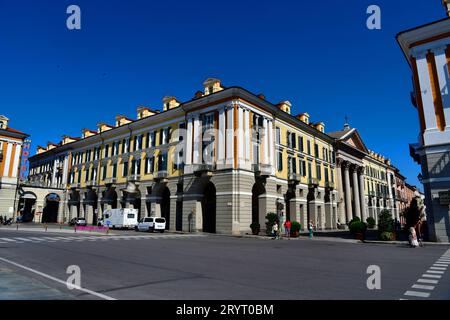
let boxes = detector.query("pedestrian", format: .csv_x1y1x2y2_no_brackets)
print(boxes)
272,222,279,240
308,220,314,239
284,219,291,238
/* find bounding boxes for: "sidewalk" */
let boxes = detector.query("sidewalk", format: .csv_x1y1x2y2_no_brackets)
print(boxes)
0,223,116,236
0,265,74,300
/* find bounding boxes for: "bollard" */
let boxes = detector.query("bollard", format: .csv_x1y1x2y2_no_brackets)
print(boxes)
45,224,48,232
74,226,77,233
16,223,19,230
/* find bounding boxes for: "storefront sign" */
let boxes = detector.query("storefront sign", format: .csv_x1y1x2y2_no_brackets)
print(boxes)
19,139,32,181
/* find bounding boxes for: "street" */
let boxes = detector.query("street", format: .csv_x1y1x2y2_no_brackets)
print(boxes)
0,227,449,300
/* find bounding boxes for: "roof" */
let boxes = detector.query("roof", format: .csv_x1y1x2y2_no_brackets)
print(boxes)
328,129,351,139
0,127,29,138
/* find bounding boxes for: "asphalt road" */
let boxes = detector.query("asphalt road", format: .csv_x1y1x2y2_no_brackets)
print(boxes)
0,228,449,300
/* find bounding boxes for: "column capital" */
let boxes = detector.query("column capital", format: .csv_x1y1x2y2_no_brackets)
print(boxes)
430,45,447,55
357,166,365,175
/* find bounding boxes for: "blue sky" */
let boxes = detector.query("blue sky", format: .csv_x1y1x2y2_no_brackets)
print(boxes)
0,1,446,189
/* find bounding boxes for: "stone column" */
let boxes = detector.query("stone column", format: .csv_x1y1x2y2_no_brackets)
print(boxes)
192,114,201,165
268,120,274,174
217,108,226,165
185,117,193,167
244,109,251,165
336,159,346,224
343,162,353,223
226,106,234,166
358,167,366,222
352,165,361,219
263,118,269,165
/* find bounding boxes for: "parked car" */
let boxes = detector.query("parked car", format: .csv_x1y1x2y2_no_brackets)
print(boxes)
101,208,138,229
135,217,166,233
69,217,87,226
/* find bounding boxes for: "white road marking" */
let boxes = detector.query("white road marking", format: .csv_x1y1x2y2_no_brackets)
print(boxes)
433,264,448,267
412,284,434,290
0,256,116,300
0,238,18,242
13,238,33,242
404,291,430,298
422,274,442,279
417,279,438,284
426,270,444,274
430,266,447,270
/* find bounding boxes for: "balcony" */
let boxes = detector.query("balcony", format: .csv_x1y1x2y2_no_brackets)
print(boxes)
325,181,335,190
252,164,272,177
193,164,215,177
154,170,168,182
288,173,301,184
104,177,117,185
127,174,141,182
85,180,95,187
308,178,319,188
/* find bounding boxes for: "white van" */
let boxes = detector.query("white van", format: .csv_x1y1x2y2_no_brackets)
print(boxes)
101,208,138,229
135,217,166,233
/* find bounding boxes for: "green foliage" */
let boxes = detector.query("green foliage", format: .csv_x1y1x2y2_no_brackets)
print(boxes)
379,231,395,241
348,216,361,227
250,222,260,232
290,221,301,236
378,209,394,233
265,212,278,236
349,220,367,234
403,197,425,229
366,217,376,228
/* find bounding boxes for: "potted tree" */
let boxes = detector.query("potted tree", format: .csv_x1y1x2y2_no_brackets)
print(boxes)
366,217,376,229
250,222,260,235
349,219,367,240
265,212,278,236
290,221,301,238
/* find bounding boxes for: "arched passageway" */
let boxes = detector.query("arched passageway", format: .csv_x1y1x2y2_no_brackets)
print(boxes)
202,182,216,233
18,192,37,222
252,181,266,224
42,193,60,223
161,187,170,230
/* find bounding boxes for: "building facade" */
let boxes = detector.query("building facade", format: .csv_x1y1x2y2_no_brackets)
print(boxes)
0,115,29,218
25,79,411,235
397,2,450,242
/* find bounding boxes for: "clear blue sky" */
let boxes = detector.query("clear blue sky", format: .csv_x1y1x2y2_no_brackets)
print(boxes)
0,1,446,189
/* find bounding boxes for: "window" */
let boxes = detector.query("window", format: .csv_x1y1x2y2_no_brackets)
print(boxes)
85,168,90,181
291,132,296,149
121,138,129,154
308,162,312,178
314,144,319,158
102,166,107,180
112,163,117,178
158,152,168,171
145,156,155,174
316,164,322,180
123,161,129,177
277,151,283,172
298,136,304,152
275,127,281,144
307,140,311,155
0,121,4,129
104,144,110,158
91,167,97,181
131,159,141,175
300,159,306,177
324,166,329,182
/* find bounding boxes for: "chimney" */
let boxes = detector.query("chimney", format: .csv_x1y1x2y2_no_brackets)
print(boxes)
162,96,180,111
443,0,450,17
203,78,223,95
276,101,292,114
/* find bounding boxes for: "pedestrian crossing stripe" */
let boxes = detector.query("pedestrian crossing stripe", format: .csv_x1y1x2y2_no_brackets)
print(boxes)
0,234,205,244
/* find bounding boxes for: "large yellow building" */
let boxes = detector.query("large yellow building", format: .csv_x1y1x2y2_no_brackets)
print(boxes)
25,79,409,234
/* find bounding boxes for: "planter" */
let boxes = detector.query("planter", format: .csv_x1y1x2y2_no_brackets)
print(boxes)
291,231,300,238
251,229,260,235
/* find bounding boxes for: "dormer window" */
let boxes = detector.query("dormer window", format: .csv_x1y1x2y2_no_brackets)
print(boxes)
0,121,4,129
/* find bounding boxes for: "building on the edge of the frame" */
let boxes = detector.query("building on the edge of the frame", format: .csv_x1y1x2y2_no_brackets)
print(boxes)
397,1,450,242
25,79,411,235
0,115,29,218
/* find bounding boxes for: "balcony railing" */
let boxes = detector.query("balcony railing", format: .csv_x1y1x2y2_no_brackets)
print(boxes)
308,178,319,188
127,174,141,182
325,181,335,190
104,177,117,185
154,170,168,181
252,164,272,177
288,173,301,184
193,164,215,176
